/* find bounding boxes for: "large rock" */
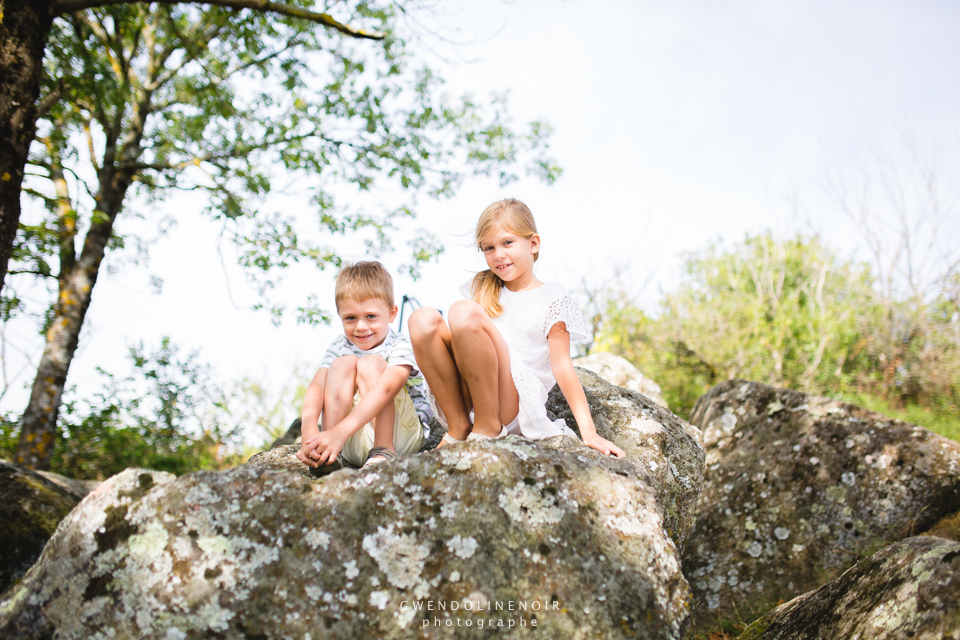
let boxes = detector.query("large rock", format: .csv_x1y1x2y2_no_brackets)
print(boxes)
682,379,960,635
548,368,703,551
739,536,960,639
1,439,693,639
574,351,669,409
0,460,99,592
253,368,703,552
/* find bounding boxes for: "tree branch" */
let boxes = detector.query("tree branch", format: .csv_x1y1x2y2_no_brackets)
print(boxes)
36,79,66,121
6,270,58,279
119,126,323,171
55,0,386,40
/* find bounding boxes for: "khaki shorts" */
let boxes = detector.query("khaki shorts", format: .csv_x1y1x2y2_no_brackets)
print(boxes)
340,387,425,467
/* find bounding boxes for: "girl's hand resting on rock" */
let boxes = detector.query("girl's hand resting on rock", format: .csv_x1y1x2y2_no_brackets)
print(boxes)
583,433,625,458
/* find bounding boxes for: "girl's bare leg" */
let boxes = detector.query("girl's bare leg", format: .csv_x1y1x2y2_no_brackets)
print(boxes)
447,300,519,437
409,308,473,441
322,355,358,432
356,355,396,452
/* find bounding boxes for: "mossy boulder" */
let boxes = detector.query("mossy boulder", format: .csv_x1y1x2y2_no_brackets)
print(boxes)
682,379,960,635
548,368,704,551
1,437,696,639
739,536,960,639
0,460,99,592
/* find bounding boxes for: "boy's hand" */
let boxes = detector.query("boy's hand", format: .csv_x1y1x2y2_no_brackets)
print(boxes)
296,436,321,467
299,428,349,468
582,432,626,458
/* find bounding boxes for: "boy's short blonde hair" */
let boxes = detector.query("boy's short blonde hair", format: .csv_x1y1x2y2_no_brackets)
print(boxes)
335,261,394,310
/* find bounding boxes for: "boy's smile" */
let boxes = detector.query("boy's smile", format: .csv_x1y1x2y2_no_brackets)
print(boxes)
337,298,398,350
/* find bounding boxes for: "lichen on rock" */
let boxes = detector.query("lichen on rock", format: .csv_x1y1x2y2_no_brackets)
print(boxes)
1,434,698,639
547,367,704,551
682,379,960,635
739,536,960,639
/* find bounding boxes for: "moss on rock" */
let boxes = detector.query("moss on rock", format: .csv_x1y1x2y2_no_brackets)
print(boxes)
0,460,98,592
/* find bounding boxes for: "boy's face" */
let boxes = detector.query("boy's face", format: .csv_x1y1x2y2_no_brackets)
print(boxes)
338,297,398,350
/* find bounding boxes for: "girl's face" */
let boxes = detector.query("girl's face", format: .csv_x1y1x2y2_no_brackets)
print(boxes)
479,223,540,286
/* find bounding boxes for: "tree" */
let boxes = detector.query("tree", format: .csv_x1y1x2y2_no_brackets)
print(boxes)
0,0,383,297
829,138,960,413
11,2,559,469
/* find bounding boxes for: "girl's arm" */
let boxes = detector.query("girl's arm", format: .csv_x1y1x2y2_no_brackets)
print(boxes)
548,323,625,458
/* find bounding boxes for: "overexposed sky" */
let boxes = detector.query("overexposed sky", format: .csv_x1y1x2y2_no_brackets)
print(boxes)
5,1,960,427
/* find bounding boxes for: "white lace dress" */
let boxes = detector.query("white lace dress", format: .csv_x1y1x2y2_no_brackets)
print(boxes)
459,281,587,439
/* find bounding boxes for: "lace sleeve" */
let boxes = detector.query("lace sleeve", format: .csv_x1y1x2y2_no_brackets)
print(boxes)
542,294,587,343
459,280,473,300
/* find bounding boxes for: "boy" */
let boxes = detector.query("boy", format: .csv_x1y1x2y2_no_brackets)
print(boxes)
297,261,431,472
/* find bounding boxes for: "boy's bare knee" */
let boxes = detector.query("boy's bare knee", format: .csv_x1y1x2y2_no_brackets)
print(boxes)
448,300,484,333
329,355,359,373
356,355,387,382
408,307,443,340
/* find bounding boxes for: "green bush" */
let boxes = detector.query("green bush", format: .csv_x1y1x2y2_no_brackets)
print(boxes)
596,232,960,437
2,338,243,479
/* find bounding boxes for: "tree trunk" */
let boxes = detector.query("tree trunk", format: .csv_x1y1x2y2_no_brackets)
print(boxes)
16,172,131,469
0,0,56,293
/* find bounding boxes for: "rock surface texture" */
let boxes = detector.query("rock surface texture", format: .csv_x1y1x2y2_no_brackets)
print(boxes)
573,351,669,409
0,460,99,592
548,368,703,551
739,536,960,640
0,372,705,640
683,379,960,634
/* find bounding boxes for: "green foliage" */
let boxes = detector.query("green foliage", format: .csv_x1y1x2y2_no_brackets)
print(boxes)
597,232,960,433
2,339,241,479
0,343,312,477
11,1,560,323
596,298,718,414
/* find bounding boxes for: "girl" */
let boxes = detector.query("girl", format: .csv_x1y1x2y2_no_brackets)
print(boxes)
408,198,625,457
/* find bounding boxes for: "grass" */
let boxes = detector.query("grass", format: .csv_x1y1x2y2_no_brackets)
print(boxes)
836,393,960,442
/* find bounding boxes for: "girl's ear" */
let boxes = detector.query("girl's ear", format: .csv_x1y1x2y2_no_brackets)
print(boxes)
530,234,541,255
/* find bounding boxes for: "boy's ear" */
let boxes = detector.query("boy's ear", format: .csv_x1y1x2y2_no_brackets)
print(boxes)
389,304,399,323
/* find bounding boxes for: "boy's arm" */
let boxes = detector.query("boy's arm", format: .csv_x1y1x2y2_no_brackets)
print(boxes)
548,323,625,458
321,363,411,439
298,367,327,462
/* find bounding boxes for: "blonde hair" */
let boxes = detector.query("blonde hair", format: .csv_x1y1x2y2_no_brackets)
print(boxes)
335,261,394,310
471,198,539,317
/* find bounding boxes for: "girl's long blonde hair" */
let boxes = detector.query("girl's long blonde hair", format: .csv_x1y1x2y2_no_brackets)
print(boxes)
471,198,539,317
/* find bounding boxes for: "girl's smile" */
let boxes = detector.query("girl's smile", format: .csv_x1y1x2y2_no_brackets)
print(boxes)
480,224,541,292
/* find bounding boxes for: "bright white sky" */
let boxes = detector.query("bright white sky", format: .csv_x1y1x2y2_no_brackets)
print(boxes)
5,0,960,434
